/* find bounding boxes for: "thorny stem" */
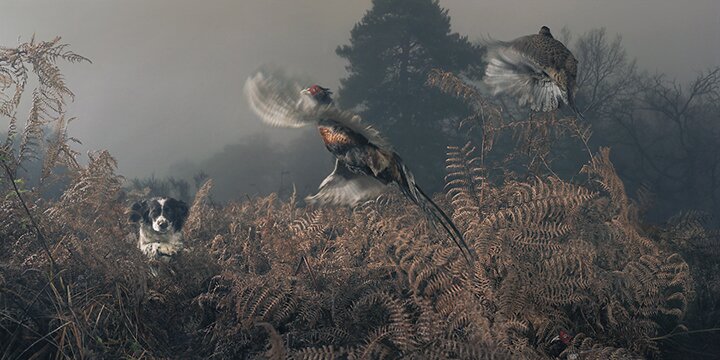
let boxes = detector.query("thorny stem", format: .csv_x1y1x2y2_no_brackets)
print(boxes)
1,157,57,271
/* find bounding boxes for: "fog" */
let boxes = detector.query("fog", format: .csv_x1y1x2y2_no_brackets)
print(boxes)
1,0,718,199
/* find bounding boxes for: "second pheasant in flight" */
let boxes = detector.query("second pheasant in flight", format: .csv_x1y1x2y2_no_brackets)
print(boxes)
483,26,582,118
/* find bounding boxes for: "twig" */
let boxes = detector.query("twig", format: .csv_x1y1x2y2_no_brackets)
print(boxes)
1,157,57,270
14,321,71,360
649,327,720,341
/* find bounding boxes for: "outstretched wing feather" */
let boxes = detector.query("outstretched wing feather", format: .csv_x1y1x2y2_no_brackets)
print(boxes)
305,159,387,206
243,70,317,128
244,68,393,150
484,42,566,112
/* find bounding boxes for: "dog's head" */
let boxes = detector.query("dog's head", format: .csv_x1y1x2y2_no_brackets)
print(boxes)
129,197,189,233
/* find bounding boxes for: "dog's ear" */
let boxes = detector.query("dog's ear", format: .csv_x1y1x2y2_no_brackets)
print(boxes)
128,200,148,223
176,200,190,228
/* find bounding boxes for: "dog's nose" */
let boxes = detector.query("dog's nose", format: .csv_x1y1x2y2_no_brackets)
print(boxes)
159,222,169,230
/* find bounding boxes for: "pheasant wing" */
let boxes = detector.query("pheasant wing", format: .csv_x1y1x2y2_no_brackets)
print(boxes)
244,69,319,128
305,159,387,206
484,42,566,112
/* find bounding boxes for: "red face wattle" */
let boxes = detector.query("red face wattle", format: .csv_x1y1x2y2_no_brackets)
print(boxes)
307,84,323,96
303,84,333,105
559,330,573,345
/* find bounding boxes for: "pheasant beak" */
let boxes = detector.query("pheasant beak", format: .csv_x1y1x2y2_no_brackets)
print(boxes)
301,84,333,105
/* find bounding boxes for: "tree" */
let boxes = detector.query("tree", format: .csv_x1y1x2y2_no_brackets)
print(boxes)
566,27,720,219
615,68,720,219
573,27,640,118
336,0,482,192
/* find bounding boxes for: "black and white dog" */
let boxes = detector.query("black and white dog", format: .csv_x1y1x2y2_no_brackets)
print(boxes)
129,197,189,261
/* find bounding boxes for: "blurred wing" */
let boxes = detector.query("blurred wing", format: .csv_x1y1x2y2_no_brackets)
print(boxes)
244,67,393,150
243,70,317,128
305,159,387,206
484,43,566,112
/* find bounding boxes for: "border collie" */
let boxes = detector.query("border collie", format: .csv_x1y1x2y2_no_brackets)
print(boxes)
129,197,189,261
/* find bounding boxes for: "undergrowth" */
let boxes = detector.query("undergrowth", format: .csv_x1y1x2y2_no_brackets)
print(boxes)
1,39,718,360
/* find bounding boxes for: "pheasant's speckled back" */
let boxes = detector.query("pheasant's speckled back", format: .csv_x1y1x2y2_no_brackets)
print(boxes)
509,33,577,89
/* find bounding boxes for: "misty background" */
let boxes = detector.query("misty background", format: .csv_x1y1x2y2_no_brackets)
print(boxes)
1,0,719,215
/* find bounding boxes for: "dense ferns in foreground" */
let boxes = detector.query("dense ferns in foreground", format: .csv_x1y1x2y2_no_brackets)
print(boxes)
1,146,715,359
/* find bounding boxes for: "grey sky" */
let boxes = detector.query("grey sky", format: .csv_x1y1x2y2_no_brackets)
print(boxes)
1,0,718,179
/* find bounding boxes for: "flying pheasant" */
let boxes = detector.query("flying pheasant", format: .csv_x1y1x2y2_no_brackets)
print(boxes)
244,70,473,264
484,26,582,118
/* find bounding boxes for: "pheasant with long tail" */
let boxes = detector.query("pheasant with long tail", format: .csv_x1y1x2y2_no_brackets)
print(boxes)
244,69,474,264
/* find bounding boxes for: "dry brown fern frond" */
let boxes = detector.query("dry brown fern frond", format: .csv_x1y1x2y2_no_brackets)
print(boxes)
291,209,328,240
257,322,289,360
661,211,720,258
582,147,633,220
445,141,487,229
1,36,88,175
184,178,214,239
350,291,416,351
40,115,81,184
426,68,504,135
415,338,513,360
438,146,697,357
292,345,348,360
472,177,596,269
45,151,123,237
564,333,644,360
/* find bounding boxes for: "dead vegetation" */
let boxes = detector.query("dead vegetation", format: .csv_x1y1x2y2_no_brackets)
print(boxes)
1,38,718,360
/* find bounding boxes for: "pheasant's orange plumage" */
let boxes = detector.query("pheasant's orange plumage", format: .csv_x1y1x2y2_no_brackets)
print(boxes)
318,126,353,146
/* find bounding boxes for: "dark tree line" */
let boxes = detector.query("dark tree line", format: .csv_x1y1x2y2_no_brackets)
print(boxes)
335,1,720,222
571,29,720,220
335,0,483,192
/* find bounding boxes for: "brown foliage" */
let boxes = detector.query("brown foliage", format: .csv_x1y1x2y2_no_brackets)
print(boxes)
0,137,703,359
0,39,714,360
1,36,88,178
